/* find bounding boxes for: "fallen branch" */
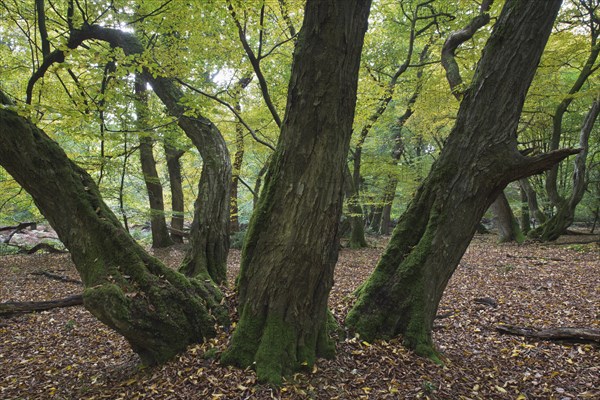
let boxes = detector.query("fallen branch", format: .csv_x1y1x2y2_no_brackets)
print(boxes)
30,270,82,285
22,242,67,254
0,294,83,316
2,222,37,243
496,324,600,344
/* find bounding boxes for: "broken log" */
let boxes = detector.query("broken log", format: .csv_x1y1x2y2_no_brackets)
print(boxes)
22,242,67,254
496,324,600,344
0,294,83,316
2,222,36,243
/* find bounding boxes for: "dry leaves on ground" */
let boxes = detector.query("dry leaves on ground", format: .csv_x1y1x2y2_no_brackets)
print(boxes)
0,234,598,399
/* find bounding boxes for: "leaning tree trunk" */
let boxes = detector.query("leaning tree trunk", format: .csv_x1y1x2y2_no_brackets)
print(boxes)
346,0,573,359
221,0,371,384
532,97,600,241
489,191,524,243
0,92,227,365
135,78,174,248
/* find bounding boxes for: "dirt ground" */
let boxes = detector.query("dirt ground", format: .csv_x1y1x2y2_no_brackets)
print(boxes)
1,234,598,399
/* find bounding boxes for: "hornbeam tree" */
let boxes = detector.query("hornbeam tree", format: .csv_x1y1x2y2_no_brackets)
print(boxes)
0,91,228,365
346,0,577,359
220,0,372,384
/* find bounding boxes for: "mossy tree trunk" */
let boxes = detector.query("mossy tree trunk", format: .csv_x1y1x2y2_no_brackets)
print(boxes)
346,0,573,359
221,0,371,384
135,78,174,248
0,94,228,365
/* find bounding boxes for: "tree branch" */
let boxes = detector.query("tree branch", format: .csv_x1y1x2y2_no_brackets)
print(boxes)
226,0,282,127
441,0,494,99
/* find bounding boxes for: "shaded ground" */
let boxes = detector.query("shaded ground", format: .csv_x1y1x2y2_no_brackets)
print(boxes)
0,234,598,399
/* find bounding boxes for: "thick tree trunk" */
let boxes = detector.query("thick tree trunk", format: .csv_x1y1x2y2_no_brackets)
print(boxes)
489,191,524,243
532,98,599,241
221,0,371,384
135,79,174,248
0,96,228,365
346,0,571,359
164,143,185,243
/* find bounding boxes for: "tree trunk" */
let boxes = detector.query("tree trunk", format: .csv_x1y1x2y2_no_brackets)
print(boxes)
135,79,174,248
532,97,600,241
345,166,368,248
369,205,383,233
164,143,185,243
221,0,371,384
346,0,571,360
519,177,546,227
489,191,524,243
519,184,531,234
0,94,228,365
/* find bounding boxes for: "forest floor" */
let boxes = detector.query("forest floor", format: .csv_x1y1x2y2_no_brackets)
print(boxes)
0,233,599,399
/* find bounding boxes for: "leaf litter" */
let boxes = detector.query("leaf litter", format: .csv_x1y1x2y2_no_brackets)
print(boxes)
0,234,598,399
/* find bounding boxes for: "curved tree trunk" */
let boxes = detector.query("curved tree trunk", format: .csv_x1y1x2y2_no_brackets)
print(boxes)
489,191,524,243
164,143,185,243
533,97,600,241
135,78,173,248
0,94,227,365
346,0,570,359
221,0,371,384
545,17,600,207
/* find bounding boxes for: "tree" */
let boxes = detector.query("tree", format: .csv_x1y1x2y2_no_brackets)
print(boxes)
533,96,600,240
135,77,174,248
0,91,228,365
221,0,372,384
346,0,574,359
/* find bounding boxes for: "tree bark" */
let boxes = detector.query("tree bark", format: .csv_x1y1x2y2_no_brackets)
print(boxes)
0,94,228,365
164,143,185,243
135,78,173,248
221,0,371,384
489,191,524,243
346,0,570,360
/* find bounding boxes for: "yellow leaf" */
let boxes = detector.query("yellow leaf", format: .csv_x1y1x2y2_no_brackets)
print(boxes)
516,394,527,400
495,386,507,393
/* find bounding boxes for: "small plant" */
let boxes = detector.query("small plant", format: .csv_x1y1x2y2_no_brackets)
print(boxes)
422,380,437,393
65,320,76,331
230,229,246,250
